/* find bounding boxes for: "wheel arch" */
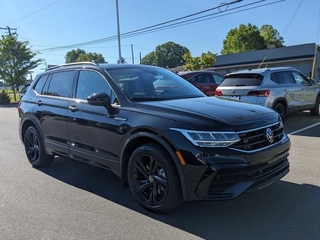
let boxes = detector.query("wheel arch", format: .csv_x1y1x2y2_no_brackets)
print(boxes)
120,131,188,200
272,98,287,114
20,117,51,156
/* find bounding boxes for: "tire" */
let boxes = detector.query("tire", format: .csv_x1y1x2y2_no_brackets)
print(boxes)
310,95,320,116
128,143,183,213
274,103,286,120
24,126,54,168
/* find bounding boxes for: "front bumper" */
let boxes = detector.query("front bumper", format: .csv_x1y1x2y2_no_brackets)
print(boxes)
173,132,291,201
192,155,289,200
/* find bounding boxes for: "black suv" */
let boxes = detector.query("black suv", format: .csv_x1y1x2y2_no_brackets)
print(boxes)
18,62,291,213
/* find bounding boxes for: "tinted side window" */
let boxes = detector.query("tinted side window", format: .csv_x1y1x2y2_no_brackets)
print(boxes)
270,73,278,83
45,71,75,97
34,75,48,94
76,70,111,100
195,74,212,83
277,71,295,84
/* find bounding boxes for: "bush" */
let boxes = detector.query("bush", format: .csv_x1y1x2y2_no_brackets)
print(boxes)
0,90,10,104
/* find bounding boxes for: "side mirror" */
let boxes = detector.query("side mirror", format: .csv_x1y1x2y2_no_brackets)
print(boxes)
87,92,117,114
309,79,316,85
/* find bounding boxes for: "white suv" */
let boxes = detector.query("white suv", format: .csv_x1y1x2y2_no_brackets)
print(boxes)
215,67,320,119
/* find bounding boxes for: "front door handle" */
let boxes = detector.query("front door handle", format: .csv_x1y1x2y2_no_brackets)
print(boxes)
68,106,79,112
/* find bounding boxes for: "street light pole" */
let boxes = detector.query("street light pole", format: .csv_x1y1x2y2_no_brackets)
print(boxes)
116,0,122,63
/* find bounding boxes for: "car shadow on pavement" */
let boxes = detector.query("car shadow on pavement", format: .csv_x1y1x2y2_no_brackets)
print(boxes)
38,156,320,240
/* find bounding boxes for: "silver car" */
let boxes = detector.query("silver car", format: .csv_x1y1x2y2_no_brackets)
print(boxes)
215,67,320,119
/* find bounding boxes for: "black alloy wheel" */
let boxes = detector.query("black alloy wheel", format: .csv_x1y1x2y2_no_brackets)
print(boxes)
274,103,286,120
128,143,183,213
24,126,54,167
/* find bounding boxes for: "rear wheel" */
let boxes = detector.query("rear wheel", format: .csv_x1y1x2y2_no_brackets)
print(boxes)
128,143,183,213
24,126,54,167
274,103,286,119
310,95,320,116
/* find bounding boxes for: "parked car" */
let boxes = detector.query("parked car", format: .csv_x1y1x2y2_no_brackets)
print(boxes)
215,67,320,119
178,70,224,96
18,62,290,213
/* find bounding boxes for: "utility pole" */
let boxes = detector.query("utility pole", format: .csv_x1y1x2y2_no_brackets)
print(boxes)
131,44,134,64
115,0,122,63
0,26,17,36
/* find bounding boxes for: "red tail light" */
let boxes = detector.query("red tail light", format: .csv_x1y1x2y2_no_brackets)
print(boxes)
247,90,270,97
215,90,223,96
17,101,22,111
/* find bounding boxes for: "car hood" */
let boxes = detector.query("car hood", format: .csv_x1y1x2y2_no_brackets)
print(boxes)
135,97,279,131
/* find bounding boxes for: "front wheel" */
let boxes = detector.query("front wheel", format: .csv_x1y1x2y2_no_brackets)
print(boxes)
24,126,54,167
128,143,183,213
310,96,320,116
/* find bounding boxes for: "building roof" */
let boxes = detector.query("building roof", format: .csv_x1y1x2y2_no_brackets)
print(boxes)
212,43,317,68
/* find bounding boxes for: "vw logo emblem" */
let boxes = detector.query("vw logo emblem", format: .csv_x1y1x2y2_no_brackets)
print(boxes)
265,128,274,143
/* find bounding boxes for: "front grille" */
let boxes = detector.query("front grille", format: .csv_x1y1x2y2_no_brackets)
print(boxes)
207,158,289,196
232,121,284,151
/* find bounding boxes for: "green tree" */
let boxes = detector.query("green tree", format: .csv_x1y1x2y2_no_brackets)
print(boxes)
221,23,267,54
259,24,284,48
183,51,201,71
140,52,156,65
183,51,216,70
200,51,217,69
141,41,189,68
65,49,105,63
0,35,41,101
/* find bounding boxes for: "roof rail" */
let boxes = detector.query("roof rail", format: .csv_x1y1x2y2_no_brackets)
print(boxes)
46,61,98,71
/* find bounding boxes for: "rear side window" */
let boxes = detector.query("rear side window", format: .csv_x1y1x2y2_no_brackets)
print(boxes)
34,75,48,94
44,71,75,97
220,73,263,86
271,71,295,84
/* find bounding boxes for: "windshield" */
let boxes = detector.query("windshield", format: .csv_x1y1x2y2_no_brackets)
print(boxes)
106,66,205,100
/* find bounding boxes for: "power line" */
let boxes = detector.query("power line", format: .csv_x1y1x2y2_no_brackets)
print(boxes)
0,26,17,36
6,0,63,25
282,0,303,36
37,0,282,53
15,0,157,40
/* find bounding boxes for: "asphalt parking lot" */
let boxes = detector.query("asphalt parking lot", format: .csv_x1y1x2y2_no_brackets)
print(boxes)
0,105,319,240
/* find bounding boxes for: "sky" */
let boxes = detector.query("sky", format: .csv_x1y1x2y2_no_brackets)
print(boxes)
1,0,320,77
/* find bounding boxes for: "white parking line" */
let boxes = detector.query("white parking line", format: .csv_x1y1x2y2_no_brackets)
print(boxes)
287,122,320,135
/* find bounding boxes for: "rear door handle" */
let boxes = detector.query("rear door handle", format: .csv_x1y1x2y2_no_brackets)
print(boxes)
37,100,43,106
68,106,79,112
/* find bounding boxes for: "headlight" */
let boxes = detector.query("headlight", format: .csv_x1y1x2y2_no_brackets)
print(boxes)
171,128,240,148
